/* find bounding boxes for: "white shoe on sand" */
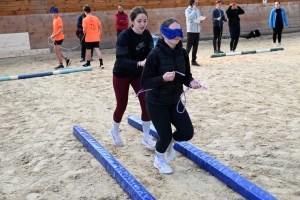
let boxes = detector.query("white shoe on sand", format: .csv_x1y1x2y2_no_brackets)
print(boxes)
142,137,156,150
109,129,124,147
166,145,176,161
154,156,173,174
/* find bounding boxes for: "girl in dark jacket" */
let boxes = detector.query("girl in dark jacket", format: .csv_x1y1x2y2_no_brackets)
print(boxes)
110,6,156,150
141,18,202,174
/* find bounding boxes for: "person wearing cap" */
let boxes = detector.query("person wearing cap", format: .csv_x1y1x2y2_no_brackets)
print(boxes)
81,6,104,68
50,7,72,69
269,1,289,47
212,0,227,53
226,2,244,52
185,0,203,66
77,4,93,62
115,4,129,37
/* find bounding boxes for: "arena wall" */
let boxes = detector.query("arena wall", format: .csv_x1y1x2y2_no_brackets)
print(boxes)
0,1,299,50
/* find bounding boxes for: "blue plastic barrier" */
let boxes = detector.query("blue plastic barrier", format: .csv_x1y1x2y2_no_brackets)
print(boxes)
73,125,156,200
128,115,277,200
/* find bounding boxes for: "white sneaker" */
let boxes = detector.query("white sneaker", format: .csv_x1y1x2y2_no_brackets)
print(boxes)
109,129,124,147
100,65,104,69
278,43,284,47
166,145,176,161
142,137,156,150
154,156,173,174
273,43,278,47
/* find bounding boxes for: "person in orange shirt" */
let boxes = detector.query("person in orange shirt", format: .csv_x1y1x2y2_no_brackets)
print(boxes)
82,6,104,68
50,7,71,69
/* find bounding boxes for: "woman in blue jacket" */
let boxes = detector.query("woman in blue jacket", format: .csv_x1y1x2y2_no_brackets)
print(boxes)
269,1,289,47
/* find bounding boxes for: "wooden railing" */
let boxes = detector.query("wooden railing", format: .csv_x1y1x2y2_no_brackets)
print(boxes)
1,0,298,16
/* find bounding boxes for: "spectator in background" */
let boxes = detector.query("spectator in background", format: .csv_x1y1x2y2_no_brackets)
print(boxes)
185,0,203,66
77,4,93,62
269,1,289,47
226,2,244,52
50,7,71,69
82,6,104,68
212,0,227,53
115,4,129,37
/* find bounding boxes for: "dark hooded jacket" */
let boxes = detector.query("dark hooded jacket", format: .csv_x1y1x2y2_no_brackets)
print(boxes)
141,38,194,105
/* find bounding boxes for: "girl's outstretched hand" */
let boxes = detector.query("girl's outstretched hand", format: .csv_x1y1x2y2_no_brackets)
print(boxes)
190,79,201,89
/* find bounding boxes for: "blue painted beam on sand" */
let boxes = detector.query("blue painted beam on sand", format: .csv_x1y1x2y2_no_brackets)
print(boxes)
0,67,92,82
127,115,277,200
73,125,156,200
18,71,53,79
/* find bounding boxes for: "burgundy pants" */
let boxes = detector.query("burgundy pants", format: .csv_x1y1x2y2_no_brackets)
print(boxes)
112,75,150,123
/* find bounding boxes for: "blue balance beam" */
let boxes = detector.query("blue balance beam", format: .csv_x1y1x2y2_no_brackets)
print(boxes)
128,115,277,200
0,66,92,82
73,125,155,200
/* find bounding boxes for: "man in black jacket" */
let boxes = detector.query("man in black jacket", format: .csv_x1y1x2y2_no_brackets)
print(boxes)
226,2,244,52
77,4,93,62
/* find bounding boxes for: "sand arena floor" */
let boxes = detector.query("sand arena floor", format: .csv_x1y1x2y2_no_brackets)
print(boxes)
0,32,300,200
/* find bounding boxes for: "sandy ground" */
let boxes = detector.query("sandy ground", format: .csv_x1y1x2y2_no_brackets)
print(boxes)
1,32,300,200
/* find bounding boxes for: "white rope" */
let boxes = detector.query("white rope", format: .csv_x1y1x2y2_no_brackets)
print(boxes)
48,32,86,51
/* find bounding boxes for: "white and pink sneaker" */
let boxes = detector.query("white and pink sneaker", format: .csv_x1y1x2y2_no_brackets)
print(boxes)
154,155,173,174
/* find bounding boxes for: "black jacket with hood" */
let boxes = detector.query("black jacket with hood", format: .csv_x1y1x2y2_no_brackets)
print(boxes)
141,38,194,105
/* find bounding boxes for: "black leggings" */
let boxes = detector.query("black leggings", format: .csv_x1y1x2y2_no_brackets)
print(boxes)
229,25,240,51
146,102,194,153
213,26,223,51
273,26,283,43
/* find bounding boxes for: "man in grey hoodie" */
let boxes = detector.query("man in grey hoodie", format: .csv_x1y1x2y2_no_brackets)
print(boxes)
185,0,202,66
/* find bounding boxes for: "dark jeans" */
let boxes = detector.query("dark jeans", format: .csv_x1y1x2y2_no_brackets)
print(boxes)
79,34,93,58
112,75,150,123
273,26,283,43
229,25,240,51
213,26,223,51
186,32,200,62
146,102,194,153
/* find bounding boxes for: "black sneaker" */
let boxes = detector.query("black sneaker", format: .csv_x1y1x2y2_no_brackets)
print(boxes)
54,64,64,70
191,61,200,66
218,50,224,53
214,50,219,53
66,58,72,66
82,63,90,67
80,57,85,62
100,65,104,69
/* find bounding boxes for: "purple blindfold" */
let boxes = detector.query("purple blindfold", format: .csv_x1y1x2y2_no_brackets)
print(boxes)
160,25,184,40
